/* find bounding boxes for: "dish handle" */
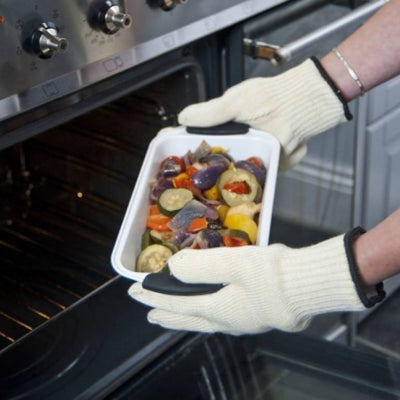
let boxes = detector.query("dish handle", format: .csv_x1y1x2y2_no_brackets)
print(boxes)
142,272,223,295
186,121,249,135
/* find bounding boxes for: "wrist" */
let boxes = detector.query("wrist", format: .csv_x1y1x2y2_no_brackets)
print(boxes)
320,51,362,102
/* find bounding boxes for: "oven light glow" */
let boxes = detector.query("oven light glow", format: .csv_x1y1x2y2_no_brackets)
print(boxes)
77,191,83,198
0,16,4,23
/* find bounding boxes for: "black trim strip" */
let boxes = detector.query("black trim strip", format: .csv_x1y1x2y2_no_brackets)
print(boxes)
310,56,353,121
344,227,386,308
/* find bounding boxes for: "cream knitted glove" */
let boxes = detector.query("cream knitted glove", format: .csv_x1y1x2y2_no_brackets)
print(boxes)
178,58,351,173
129,230,384,335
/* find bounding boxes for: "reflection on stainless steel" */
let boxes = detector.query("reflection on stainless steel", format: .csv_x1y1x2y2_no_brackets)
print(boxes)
0,0,289,121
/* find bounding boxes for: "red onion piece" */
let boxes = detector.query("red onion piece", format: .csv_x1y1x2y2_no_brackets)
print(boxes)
149,178,174,202
168,200,207,231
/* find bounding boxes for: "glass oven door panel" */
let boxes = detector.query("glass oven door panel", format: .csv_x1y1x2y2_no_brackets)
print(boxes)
243,331,400,400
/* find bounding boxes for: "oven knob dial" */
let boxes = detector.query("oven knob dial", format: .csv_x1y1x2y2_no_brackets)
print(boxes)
29,22,68,59
158,0,188,11
91,1,132,34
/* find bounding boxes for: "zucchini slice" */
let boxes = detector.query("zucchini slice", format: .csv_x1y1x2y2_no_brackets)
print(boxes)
157,188,194,216
217,168,260,207
149,230,179,253
136,244,172,273
218,228,251,244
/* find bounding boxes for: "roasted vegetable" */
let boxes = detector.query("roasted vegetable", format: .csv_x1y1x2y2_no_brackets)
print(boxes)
223,213,258,244
146,213,172,231
136,244,172,273
217,168,260,207
234,160,266,185
191,162,228,190
157,188,194,216
168,199,208,231
195,229,223,249
225,202,262,220
137,140,267,272
159,156,186,177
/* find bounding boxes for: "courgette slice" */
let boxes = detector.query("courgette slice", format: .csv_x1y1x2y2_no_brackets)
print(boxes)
217,168,260,207
141,230,152,250
157,188,194,216
136,244,172,273
218,228,251,244
149,230,179,253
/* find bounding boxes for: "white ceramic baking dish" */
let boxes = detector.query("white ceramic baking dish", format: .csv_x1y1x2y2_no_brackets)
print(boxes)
111,123,280,294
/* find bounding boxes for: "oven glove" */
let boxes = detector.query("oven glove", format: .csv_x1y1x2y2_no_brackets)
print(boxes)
178,58,350,173
129,233,383,336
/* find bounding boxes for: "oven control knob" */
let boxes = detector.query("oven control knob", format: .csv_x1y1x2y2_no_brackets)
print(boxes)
158,0,188,11
148,0,188,11
29,22,68,59
91,1,132,34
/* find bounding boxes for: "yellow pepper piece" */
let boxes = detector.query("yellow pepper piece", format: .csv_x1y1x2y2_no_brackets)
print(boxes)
172,173,189,187
210,146,228,153
217,204,229,222
204,185,219,200
224,213,258,244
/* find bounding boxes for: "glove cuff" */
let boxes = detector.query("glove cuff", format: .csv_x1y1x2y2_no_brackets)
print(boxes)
344,226,386,307
281,233,379,322
310,56,353,121
271,59,349,152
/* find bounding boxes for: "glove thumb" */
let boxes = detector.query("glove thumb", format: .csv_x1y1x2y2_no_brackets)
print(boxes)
168,247,242,284
178,96,235,127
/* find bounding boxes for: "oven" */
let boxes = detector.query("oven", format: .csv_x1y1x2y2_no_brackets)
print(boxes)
1,1,399,399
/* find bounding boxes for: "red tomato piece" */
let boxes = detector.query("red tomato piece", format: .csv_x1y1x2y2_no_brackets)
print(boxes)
223,236,248,247
160,156,186,176
247,156,264,168
223,181,251,194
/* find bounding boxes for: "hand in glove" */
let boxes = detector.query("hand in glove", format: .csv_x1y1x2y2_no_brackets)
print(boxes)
178,58,352,172
129,229,384,335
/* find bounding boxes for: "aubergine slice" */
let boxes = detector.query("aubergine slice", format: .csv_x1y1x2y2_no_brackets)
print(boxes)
217,168,261,207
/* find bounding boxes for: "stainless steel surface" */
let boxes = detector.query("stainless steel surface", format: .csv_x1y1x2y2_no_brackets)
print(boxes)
243,0,388,65
0,0,289,121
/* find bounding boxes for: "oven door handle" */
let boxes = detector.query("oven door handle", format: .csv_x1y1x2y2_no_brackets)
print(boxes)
243,0,388,66
142,273,223,295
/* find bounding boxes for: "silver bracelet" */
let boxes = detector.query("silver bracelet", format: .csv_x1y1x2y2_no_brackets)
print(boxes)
332,47,366,96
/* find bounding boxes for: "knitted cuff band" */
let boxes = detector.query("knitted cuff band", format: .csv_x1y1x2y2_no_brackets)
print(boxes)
310,56,353,121
344,226,386,308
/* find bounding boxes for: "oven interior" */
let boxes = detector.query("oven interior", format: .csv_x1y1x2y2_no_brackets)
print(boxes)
0,66,201,351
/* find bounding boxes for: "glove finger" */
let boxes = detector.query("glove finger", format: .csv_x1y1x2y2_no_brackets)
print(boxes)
178,97,235,127
128,281,223,315
148,309,219,333
168,247,253,284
